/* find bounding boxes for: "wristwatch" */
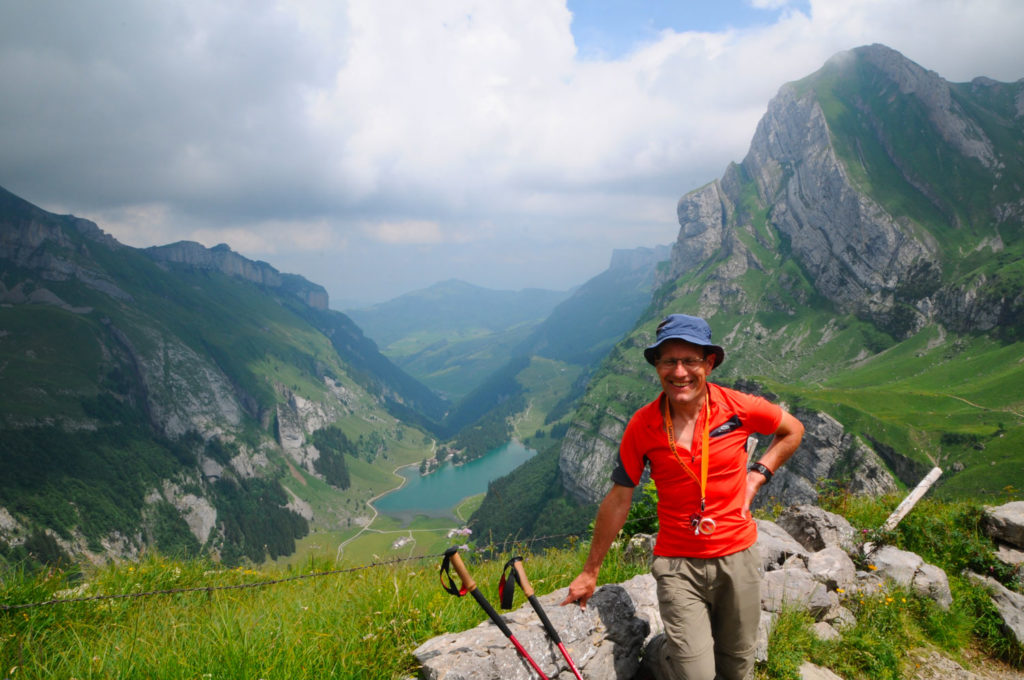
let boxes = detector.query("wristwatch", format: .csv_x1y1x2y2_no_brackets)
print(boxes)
748,462,773,481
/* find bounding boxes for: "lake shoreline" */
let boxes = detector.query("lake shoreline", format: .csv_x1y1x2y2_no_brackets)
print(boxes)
371,440,537,521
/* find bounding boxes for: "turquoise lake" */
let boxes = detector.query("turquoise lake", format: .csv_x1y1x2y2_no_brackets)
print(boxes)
373,440,537,522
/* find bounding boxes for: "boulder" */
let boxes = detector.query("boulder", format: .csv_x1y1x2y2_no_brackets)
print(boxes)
983,501,1024,549
995,543,1024,569
415,520,959,678
776,505,857,553
967,574,1024,648
865,544,953,610
756,519,810,570
761,565,835,618
867,544,923,587
810,621,840,641
806,546,857,591
913,563,953,611
414,577,655,680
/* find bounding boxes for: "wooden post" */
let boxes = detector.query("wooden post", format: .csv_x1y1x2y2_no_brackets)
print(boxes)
881,466,943,532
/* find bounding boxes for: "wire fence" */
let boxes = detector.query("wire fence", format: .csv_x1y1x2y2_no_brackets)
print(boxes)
0,522,632,613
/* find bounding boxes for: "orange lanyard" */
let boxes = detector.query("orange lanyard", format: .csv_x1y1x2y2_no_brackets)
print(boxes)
664,395,711,513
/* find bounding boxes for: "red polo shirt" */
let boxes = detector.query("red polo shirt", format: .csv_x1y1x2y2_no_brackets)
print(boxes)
612,382,783,558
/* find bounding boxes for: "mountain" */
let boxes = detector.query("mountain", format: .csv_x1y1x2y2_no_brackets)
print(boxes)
346,279,572,400
473,44,1024,542
522,246,670,366
439,245,669,442
0,187,445,566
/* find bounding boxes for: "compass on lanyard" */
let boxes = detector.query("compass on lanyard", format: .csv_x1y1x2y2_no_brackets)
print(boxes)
664,396,717,536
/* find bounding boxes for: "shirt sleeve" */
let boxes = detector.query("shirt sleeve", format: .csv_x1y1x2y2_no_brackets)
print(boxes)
738,390,784,434
610,410,647,487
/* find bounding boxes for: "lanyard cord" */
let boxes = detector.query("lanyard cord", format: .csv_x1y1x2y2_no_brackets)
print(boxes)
663,394,711,513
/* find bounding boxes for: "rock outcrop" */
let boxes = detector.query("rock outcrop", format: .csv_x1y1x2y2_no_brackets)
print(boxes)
145,241,329,310
414,505,964,680
658,43,1023,337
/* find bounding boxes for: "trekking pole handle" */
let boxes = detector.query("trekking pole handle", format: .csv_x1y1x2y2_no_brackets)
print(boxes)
512,558,536,597
448,549,477,592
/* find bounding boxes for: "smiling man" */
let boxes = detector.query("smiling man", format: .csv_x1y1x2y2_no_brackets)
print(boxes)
561,313,804,680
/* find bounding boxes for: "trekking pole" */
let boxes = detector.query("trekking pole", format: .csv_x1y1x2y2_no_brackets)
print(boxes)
500,556,585,680
439,546,550,680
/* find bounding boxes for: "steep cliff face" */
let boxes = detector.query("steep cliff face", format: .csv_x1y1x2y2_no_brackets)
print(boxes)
147,241,329,310
659,44,1024,340
0,187,437,565
559,44,1024,507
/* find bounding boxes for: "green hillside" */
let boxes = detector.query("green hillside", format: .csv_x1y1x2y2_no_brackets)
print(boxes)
346,279,570,400
0,188,444,567
2,492,1021,678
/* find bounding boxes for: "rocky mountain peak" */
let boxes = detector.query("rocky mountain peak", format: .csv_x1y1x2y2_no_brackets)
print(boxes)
556,44,1024,509
145,240,329,310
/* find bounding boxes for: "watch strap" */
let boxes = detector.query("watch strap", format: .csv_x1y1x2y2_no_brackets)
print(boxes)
749,462,773,481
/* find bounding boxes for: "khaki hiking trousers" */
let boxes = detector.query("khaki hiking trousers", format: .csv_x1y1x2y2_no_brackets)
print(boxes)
646,546,761,680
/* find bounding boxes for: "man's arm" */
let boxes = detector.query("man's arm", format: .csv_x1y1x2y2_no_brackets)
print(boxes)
560,483,633,609
744,409,804,515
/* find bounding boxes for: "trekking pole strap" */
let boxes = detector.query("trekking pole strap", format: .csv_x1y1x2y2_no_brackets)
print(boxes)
499,556,523,609
440,546,470,596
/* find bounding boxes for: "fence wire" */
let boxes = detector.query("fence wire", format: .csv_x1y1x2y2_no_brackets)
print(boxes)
0,520,657,613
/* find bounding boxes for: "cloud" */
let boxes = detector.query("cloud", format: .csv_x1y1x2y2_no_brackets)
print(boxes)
365,220,444,245
1,0,1023,305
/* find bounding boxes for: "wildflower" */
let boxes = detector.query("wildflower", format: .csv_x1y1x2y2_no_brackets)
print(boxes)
836,588,845,594
868,564,878,571
885,597,894,604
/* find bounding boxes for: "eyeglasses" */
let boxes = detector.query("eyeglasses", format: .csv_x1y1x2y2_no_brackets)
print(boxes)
657,357,707,370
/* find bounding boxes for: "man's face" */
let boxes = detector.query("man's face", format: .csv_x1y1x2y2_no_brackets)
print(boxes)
655,339,714,414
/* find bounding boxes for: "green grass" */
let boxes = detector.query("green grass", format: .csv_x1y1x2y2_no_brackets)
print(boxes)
455,494,484,523
3,493,1022,679
1,544,640,680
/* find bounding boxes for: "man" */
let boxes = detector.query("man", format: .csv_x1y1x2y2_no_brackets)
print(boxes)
561,314,804,680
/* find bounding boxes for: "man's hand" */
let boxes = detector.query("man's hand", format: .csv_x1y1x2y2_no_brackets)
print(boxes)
743,469,767,517
560,483,632,610
744,410,804,516
560,570,598,609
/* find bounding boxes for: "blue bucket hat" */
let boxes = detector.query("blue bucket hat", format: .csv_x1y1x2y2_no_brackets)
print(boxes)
643,314,725,368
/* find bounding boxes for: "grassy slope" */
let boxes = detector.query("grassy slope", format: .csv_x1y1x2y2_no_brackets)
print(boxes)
1,232,443,564
3,492,1022,679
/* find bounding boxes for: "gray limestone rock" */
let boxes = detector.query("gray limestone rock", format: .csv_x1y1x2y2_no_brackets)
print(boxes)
776,505,857,553
806,546,857,591
761,565,834,618
756,519,810,571
799,662,845,680
414,578,655,680
983,501,1024,550
967,574,1024,649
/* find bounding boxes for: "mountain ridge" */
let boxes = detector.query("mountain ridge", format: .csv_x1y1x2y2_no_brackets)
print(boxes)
471,44,1024,544
0,194,448,565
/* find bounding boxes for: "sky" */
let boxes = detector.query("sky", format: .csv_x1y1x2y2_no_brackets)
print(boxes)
2,1,1023,308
